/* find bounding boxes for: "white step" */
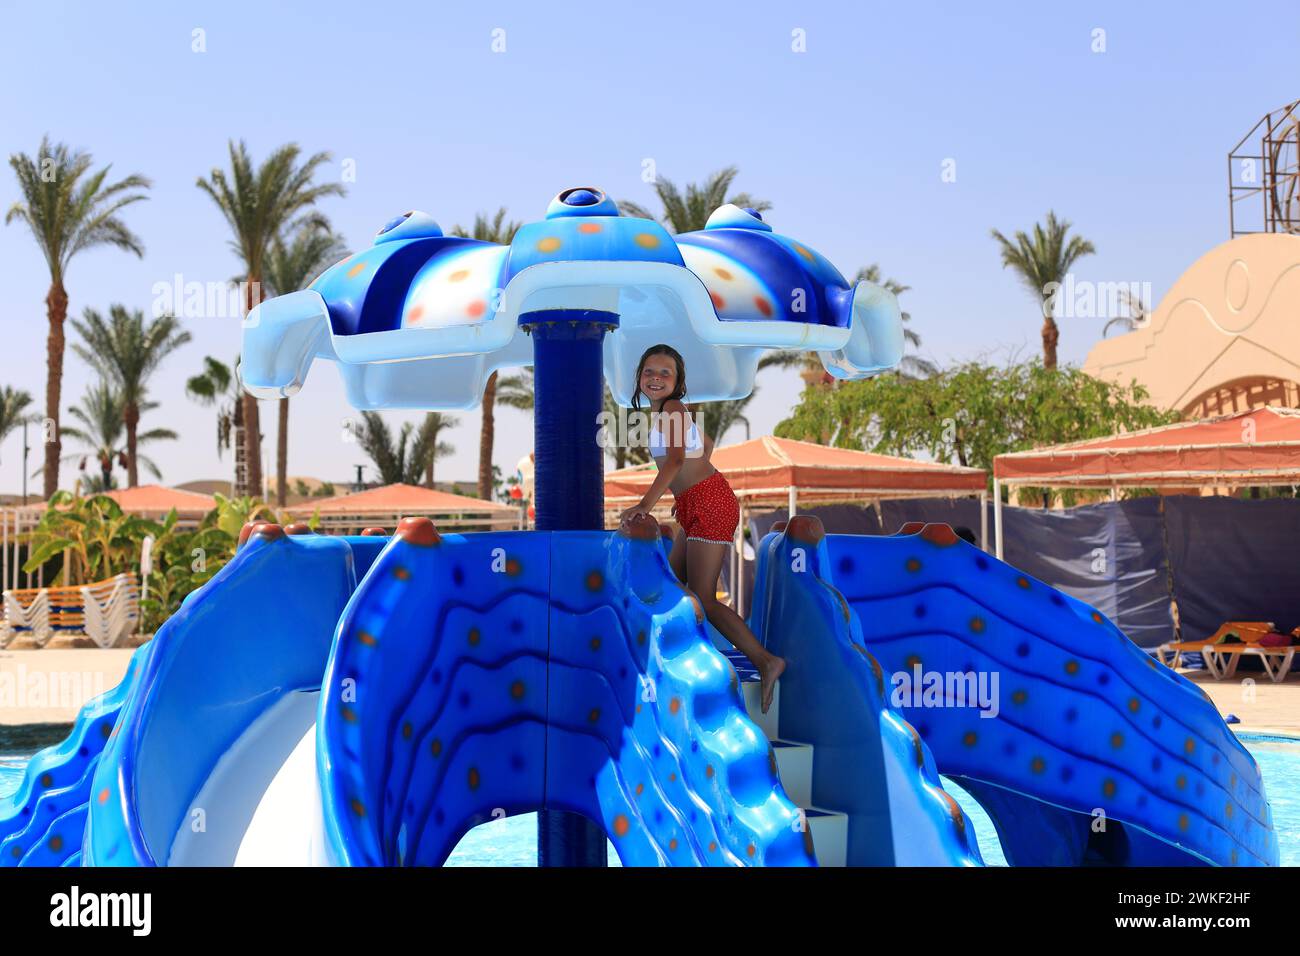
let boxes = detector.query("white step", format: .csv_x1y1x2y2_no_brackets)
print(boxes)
740,673,849,867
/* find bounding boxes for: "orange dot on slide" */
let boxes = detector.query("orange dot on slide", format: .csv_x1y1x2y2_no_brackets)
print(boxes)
97,788,110,804
613,814,630,837
448,269,470,282
710,291,726,311
537,236,562,253
466,300,486,317
347,262,367,279
754,297,772,317
714,267,733,280
407,305,425,323
578,222,602,234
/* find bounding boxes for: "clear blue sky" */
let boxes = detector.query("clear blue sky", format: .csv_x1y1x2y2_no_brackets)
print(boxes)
2,0,1296,494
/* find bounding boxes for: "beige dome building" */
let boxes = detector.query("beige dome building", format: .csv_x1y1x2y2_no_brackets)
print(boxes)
1084,232,1300,417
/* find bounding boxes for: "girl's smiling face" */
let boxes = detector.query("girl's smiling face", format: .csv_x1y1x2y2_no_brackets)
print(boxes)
639,353,678,404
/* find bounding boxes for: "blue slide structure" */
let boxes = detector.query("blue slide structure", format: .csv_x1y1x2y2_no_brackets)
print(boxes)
749,516,1279,867
2,514,1277,866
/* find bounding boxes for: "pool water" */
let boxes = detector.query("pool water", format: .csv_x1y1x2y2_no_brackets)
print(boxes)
3,737,1296,866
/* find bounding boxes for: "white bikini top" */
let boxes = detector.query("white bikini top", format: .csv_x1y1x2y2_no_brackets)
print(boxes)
648,416,704,458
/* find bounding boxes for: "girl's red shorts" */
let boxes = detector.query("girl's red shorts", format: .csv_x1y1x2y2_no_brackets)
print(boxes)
671,471,740,543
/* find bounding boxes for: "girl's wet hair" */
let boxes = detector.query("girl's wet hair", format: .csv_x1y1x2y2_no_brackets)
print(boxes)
632,344,687,411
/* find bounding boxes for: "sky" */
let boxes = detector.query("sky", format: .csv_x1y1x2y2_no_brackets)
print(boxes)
1,0,1297,495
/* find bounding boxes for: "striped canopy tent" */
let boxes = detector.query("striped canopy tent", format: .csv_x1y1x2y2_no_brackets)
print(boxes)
605,436,988,611
991,407,1300,558
289,482,521,535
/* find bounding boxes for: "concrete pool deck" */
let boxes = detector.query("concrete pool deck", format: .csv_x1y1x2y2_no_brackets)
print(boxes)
0,646,1297,739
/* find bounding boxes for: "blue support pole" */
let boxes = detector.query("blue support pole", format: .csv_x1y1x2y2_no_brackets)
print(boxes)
526,308,618,868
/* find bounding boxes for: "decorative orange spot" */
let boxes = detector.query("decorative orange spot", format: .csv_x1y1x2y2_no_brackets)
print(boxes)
613,815,630,837
1226,802,1234,819
510,680,526,700
358,631,378,647
1176,774,1187,790
468,627,481,646
49,835,63,852
637,631,646,645
754,297,772,317
1091,611,1104,624
1103,779,1117,798
402,722,413,740
431,739,443,757
468,767,480,790
341,706,358,723
350,798,366,817
505,558,521,576
793,244,814,262
40,774,52,788
708,841,718,852
962,731,978,747
1016,576,1030,589
669,773,677,783
393,566,411,581
1030,757,1046,774
1011,690,1028,705
1184,738,1196,755
97,788,110,805
589,636,602,651
578,222,602,234
709,291,726,311
969,616,986,634
920,523,959,546
746,843,756,858
1064,659,1079,675
407,305,425,323
669,838,678,851
669,697,681,715
635,783,645,796
448,269,470,283
466,299,486,318
634,233,660,249
585,570,604,591
905,558,922,573
347,261,367,279
714,267,733,280
705,764,715,778
905,654,922,670
537,236,562,253
1128,698,1140,713
588,708,601,723
1110,732,1124,749
1177,813,1189,832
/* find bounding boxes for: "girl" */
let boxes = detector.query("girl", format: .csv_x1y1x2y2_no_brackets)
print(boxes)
617,344,786,713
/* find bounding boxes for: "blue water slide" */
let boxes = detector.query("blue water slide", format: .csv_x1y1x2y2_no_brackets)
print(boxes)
747,517,983,865
0,644,150,866
82,526,360,866
757,518,1277,867
318,518,815,866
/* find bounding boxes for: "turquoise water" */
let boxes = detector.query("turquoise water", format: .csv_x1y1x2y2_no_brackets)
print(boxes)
3,737,1296,866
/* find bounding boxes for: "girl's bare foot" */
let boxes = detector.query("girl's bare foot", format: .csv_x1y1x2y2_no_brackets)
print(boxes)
759,656,786,714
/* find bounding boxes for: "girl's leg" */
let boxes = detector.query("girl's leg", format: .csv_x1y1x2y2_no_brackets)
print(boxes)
685,538,786,713
668,525,688,584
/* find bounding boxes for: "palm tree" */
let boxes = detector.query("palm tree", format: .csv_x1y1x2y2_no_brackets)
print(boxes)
196,140,346,496
619,166,770,233
6,137,152,498
185,356,244,490
262,221,349,504
415,412,458,487
991,211,1096,369
62,382,176,491
349,411,440,486
70,306,191,487
0,386,34,451
449,209,523,499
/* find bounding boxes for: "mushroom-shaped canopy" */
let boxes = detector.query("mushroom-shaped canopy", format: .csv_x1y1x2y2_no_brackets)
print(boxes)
241,187,904,410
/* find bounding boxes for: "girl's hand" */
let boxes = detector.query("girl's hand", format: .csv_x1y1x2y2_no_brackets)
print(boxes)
619,504,651,527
